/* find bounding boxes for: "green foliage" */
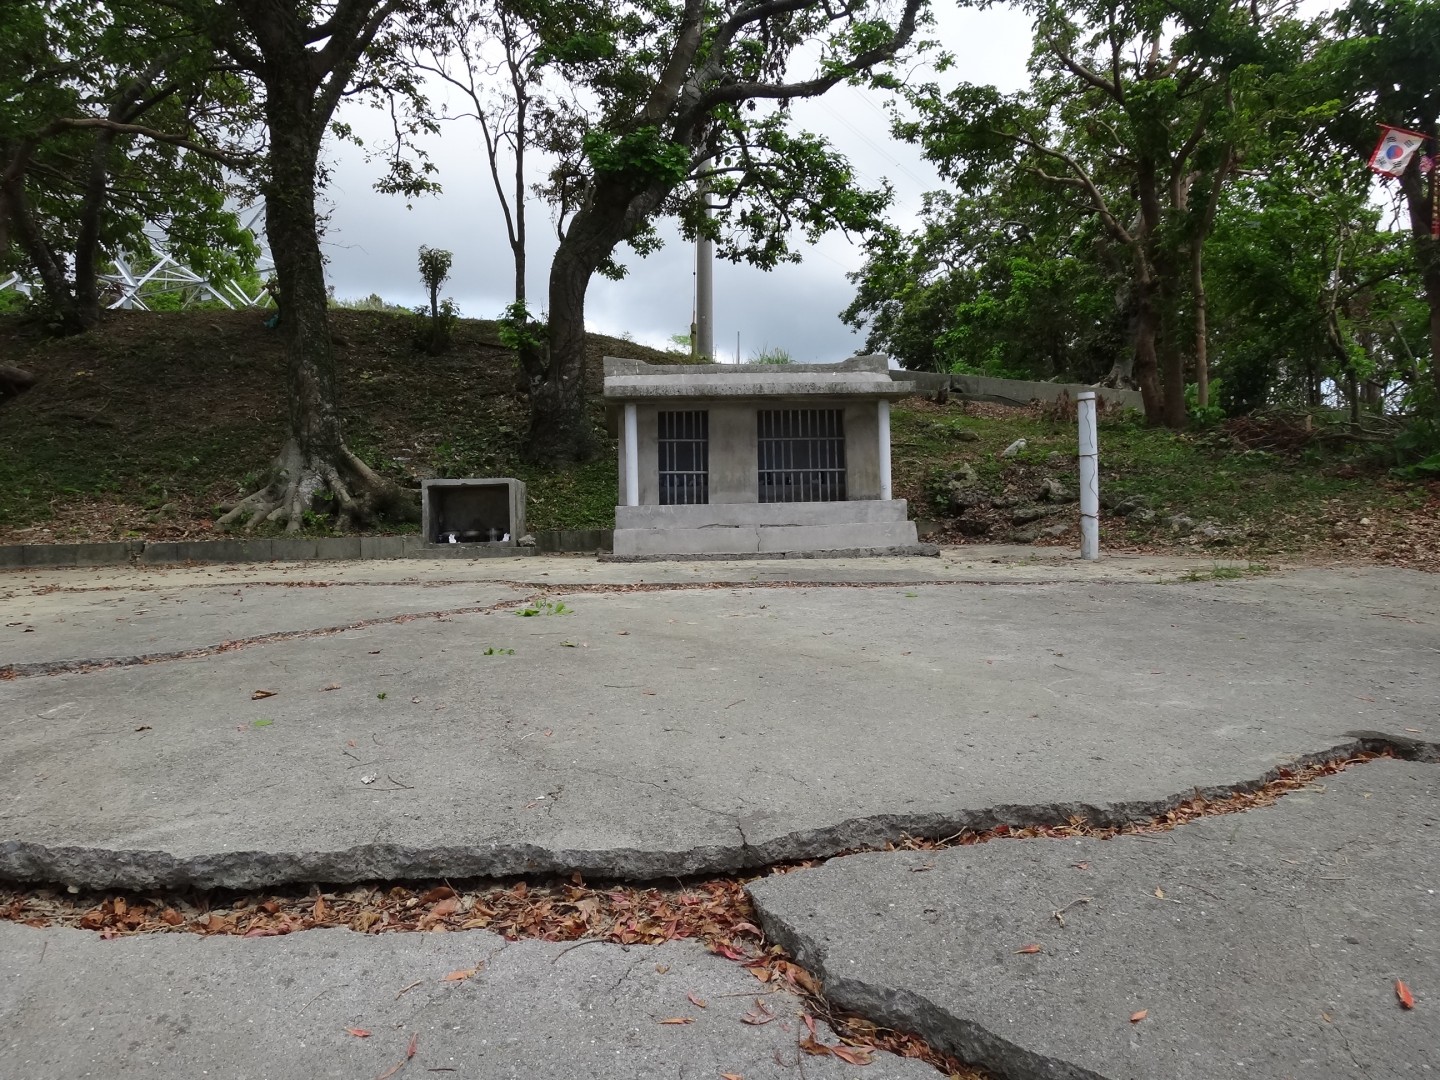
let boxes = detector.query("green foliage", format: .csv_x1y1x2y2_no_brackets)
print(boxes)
482,646,516,656
516,598,571,617
583,127,691,187
417,246,453,300
1186,381,1227,426
845,185,1126,379
497,301,545,355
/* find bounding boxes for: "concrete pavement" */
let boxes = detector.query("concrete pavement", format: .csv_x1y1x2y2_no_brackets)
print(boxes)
748,757,1439,1079
0,923,935,1080
2,552,1437,1079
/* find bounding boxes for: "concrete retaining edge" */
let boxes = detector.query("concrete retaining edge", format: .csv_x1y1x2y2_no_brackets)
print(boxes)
0,529,618,569
892,370,1145,411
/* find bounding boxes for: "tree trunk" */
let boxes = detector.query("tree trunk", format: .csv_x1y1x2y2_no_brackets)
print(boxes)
2,176,84,333
526,243,594,462
1131,270,1164,425
526,178,668,463
1159,279,1187,429
1399,160,1440,406
0,364,36,399
1423,255,1440,403
265,97,344,468
73,128,119,327
1192,240,1209,410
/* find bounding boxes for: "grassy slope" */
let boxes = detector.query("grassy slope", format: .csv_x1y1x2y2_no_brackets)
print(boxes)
0,309,681,540
1,310,1435,564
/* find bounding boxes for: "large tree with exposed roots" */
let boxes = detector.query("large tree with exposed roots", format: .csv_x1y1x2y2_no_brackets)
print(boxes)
213,0,424,533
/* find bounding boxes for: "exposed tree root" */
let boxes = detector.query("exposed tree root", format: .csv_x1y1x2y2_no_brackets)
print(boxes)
0,364,37,400
216,440,418,533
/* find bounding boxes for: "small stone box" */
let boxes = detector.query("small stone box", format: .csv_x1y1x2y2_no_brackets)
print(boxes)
420,478,526,547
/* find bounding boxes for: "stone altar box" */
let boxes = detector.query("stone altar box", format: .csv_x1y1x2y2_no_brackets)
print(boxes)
421,478,526,547
603,355,927,558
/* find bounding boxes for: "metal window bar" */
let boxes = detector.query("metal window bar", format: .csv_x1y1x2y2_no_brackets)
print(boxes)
658,410,710,505
758,409,847,503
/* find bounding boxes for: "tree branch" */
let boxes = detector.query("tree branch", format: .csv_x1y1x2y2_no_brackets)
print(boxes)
52,118,252,168
1010,130,1134,247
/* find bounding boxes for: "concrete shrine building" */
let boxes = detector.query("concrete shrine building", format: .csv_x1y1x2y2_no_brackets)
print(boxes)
603,354,932,559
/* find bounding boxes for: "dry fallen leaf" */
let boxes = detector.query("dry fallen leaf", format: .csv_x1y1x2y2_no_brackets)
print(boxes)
407,1033,418,1058
430,898,458,918
741,999,775,1026
344,1027,372,1038
1130,1010,1148,1023
687,992,708,1008
659,1017,694,1025
1073,862,1090,870
799,1036,832,1057
1397,979,1416,1009
250,689,276,700
720,1074,743,1080
832,1045,874,1065
1153,887,1165,899
442,967,479,982
655,964,670,974
1017,944,1043,955
321,684,341,692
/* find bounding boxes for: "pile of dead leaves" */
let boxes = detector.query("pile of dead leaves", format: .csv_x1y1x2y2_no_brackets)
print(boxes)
2,876,758,949
875,748,1389,855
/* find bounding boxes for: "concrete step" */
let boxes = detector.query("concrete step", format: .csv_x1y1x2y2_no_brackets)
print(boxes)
613,519,920,556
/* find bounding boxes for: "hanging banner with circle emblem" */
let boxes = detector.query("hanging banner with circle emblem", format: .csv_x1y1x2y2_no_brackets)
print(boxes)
1367,124,1428,177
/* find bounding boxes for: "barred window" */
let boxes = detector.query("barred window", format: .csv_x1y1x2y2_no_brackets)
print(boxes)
658,410,709,505
758,409,846,503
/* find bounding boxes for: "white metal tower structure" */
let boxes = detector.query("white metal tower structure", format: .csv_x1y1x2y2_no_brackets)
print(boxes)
0,206,274,311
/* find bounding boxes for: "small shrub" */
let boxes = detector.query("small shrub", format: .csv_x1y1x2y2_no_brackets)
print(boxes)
1186,380,1226,427
414,246,456,355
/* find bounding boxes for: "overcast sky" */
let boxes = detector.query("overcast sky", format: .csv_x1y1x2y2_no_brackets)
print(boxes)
310,4,1035,360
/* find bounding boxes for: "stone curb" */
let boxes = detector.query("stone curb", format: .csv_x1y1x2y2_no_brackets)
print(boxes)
0,528,616,569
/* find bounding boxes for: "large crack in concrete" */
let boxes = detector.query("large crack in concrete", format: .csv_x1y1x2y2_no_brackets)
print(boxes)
4,734,1432,892
0,593,540,679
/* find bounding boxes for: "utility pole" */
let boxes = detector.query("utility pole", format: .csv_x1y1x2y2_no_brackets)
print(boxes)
695,158,714,361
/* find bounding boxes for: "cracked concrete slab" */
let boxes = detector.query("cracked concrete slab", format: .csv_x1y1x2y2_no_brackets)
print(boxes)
1,566,1435,889
747,758,1440,1080
0,581,529,668
0,922,935,1080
